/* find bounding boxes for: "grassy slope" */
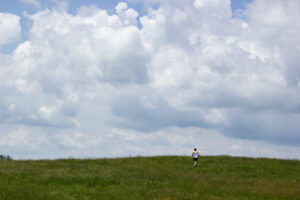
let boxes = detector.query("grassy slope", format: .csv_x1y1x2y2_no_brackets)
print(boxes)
0,156,300,200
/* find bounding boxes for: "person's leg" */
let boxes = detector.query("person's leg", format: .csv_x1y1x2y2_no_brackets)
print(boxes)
193,158,197,167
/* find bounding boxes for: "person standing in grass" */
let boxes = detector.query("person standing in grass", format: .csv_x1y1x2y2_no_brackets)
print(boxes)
192,148,199,167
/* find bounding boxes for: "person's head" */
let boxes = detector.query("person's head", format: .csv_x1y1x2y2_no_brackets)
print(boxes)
194,148,197,151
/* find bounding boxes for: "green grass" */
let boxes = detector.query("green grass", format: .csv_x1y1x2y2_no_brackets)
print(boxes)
0,156,300,199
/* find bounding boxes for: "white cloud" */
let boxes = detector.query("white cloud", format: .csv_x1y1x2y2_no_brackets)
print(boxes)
49,0,68,11
0,128,29,147
246,0,300,27
0,13,21,47
0,0,300,159
116,2,139,26
194,0,223,9
204,109,227,125
39,106,53,118
54,131,85,149
20,0,41,9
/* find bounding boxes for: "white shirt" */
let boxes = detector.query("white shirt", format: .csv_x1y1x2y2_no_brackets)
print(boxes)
192,151,199,158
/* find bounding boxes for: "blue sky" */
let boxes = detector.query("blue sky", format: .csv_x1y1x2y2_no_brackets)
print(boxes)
0,0,253,14
1,0,300,159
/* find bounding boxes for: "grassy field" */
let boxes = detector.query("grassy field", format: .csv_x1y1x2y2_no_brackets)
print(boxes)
0,156,300,200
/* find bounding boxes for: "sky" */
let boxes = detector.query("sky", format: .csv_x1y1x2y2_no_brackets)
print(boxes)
0,0,300,160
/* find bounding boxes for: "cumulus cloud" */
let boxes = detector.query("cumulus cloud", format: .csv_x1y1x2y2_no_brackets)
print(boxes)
137,0,300,145
0,13,21,47
116,2,139,26
0,0,300,159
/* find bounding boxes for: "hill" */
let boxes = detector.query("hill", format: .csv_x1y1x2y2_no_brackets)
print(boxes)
0,156,300,199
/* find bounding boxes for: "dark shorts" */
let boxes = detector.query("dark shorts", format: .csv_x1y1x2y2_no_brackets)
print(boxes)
193,158,198,161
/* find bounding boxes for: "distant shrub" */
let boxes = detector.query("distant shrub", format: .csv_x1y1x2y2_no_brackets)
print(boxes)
0,154,12,160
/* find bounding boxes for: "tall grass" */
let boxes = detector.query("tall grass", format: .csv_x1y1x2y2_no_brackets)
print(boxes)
0,156,299,199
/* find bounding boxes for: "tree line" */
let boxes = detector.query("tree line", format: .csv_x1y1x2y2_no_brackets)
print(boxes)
0,155,13,160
